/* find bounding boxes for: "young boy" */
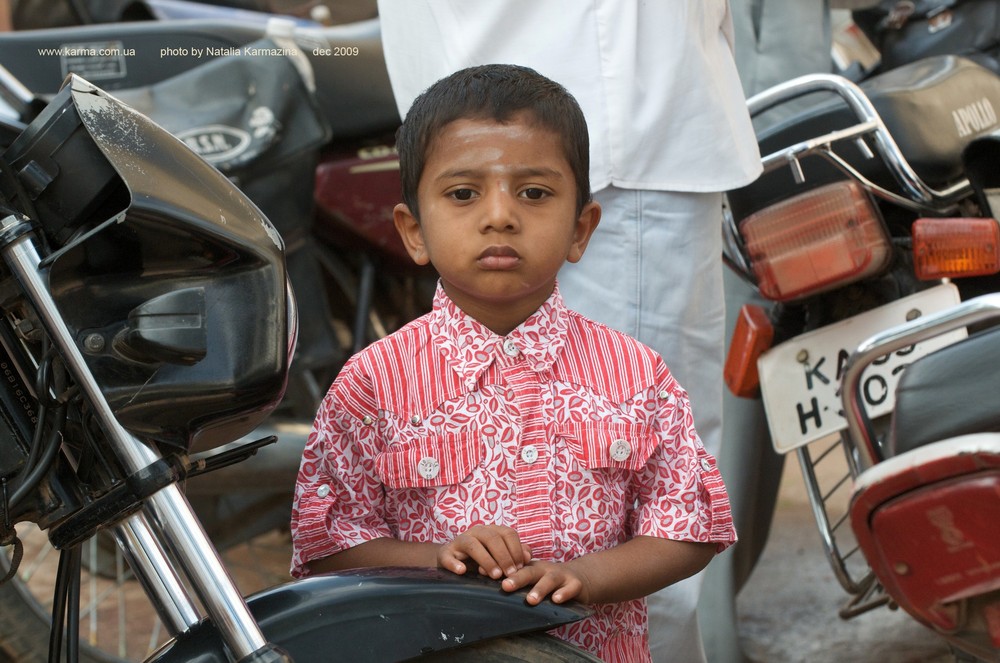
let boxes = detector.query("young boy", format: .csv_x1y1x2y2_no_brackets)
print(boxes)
289,64,736,662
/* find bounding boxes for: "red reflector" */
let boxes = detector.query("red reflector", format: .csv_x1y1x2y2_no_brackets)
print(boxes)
740,181,891,301
724,304,774,398
913,217,1000,280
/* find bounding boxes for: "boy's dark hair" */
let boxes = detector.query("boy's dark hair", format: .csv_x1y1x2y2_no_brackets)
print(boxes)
395,64,591,220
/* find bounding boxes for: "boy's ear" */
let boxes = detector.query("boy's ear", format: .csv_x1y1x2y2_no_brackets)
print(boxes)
393,203,430,266
566,201,601,264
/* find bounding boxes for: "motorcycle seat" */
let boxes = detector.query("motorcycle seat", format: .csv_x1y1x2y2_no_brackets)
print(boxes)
889,324,1000,457
301,22,402,138
0,18,400,139
727,56,1000,224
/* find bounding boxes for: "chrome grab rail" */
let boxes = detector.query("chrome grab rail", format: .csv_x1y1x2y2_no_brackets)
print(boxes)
0,214,274,660
840,292,1000,467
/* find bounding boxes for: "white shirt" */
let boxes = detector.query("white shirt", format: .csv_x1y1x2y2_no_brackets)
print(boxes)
377,0,762,193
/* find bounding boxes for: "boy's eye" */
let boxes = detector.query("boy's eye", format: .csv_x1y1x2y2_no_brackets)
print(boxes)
520,188,548,200
449,188,476,201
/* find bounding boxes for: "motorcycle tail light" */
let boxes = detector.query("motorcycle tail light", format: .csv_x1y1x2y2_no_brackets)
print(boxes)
912,217,1000,280
724,304,774,398
740,181,891,302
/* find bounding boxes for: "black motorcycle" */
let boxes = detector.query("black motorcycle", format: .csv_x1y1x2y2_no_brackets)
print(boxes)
0,72,599,662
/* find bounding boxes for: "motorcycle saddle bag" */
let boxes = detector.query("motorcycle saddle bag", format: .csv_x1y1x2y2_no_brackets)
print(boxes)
889,325,1000,456
728,56,1000,223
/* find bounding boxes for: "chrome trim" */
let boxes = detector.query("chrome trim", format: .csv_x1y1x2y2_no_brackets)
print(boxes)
0,219,271,659
747,73,971,211
841,292,1000,467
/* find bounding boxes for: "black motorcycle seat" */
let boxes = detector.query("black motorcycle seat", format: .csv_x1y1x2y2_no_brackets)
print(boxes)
0,18,400,138
301,22,402,137
727,56,1000,223
889,324,1000,457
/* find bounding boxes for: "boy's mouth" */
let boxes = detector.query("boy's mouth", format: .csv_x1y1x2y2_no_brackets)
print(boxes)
477,245,521,270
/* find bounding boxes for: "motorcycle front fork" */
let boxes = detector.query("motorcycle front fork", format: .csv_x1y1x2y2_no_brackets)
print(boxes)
0,214,287,662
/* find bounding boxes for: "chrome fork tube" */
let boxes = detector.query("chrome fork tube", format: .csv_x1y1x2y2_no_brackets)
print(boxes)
0,217,270,659
109,513,201,634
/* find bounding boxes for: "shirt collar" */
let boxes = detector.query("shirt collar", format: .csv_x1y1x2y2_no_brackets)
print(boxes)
429,282,569,389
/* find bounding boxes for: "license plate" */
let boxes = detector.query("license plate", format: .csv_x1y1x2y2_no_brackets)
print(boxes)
758,284,966,453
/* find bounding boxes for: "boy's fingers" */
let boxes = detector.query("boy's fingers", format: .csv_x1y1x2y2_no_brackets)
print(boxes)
481,529,528,576
501,565,582,605
456,536,505,579
436,547,469,575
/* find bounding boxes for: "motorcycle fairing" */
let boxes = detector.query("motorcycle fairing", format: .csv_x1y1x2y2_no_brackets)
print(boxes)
2,76,290,453
145,567,592,662
850,434,1000,655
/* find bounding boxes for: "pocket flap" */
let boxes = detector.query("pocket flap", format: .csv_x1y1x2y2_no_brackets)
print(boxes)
375,433,483,489
561,421,657,472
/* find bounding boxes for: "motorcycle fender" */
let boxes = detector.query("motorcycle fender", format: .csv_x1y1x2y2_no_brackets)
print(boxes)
145,567,591,662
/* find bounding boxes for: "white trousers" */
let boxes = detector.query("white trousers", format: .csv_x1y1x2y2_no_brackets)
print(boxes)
558,186,725,663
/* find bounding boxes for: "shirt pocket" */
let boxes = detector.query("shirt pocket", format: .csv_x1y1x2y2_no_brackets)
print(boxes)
374,433,484,489
560,421,658,473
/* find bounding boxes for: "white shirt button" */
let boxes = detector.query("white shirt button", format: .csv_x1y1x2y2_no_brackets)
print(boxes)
521,444,539,464
410,415,422,426
609,439,632,462
658,389,670,399
701,458,713,472
503,338,520,357
316,484,331,498
417,456,440,480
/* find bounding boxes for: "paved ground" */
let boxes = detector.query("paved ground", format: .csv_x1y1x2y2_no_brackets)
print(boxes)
735,461,956,663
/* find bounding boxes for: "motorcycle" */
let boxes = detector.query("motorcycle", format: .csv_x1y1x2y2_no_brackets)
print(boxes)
722,53,1000,660
0,13,443,659
0,67,600,662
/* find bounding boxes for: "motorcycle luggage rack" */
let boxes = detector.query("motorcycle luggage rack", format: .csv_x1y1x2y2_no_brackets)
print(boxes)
745,69,973,212
795,432,890,618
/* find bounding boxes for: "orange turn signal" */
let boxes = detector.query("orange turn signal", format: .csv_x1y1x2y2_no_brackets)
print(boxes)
913,217,1000,280
724,304,774,398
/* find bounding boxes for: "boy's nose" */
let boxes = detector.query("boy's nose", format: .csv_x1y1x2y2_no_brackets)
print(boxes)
480,190,520,233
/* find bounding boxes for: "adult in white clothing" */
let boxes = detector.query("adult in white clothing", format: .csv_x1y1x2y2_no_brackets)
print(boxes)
375,2,762,660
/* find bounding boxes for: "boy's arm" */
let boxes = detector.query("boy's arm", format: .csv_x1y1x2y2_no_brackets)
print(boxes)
503,535,714,606
306,538,441,574
307,524,533,579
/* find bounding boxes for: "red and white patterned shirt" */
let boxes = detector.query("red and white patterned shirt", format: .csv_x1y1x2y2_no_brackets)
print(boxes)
290,284,735,662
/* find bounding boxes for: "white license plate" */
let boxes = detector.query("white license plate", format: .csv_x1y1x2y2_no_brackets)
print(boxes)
758,284,966,454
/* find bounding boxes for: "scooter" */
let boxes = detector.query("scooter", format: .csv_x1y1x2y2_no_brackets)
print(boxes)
723,53,1000,660
0,70,599,663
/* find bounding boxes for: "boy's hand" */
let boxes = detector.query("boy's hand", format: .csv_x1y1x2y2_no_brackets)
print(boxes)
500,559,592,605
438,525,532,580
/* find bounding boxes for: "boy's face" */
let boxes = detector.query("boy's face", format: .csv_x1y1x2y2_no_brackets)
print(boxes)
393,113,600,335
